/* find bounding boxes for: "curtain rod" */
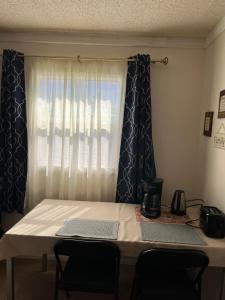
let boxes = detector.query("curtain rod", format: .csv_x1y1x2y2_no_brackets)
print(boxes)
0,54,169,65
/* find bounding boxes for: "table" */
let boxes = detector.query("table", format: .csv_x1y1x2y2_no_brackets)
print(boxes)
1,199,225,300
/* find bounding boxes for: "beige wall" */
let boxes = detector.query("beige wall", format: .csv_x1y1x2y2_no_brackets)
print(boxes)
195,30,225,300
198,30,225,212
0,40,204,216
0,34,223,300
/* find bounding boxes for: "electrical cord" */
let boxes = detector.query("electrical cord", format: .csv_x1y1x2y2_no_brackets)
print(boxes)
186,198,205,203
186,203,203,209
186,198,205,209
186,218,201,228
185,199,204,228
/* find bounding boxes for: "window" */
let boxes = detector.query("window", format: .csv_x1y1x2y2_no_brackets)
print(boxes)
26,58,127,208
37,78,120,169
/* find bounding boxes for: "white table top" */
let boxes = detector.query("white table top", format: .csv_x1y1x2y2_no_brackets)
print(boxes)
1,199,225,267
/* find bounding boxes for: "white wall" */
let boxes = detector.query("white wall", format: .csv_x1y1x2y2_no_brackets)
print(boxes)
199,29,225,212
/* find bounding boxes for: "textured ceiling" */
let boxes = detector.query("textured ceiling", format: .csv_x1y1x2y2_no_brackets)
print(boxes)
0,0,225,37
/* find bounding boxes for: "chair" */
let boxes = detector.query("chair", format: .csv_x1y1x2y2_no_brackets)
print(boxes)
54,239,120,300
131,248,209,300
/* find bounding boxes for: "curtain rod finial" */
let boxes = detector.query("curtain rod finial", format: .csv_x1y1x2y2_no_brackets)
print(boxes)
162,57,168,65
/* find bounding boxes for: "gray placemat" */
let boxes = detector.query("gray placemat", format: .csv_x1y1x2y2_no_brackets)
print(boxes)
56,219,119,240
140,222,206,245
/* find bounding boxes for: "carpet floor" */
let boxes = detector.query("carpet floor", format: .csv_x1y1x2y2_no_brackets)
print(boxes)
0,258,135,300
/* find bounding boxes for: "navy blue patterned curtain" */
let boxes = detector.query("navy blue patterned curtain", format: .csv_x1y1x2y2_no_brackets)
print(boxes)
116,54,156,204
0,49,27,213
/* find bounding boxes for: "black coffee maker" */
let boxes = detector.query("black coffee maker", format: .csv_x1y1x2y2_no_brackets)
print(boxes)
141,178,163,218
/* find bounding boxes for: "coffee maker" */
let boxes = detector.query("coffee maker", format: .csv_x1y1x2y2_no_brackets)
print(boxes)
141,178,163,218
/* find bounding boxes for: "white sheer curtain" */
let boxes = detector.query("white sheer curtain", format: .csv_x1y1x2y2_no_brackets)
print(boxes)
25,58,127,209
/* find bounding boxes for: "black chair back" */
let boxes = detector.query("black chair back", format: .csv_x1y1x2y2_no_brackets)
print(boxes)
54,238,120,259
137,247,209,270
54,239,120,300
131,248,209,300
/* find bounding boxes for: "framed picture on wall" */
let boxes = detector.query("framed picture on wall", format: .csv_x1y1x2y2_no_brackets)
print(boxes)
218,90,225,118
203,111,214,137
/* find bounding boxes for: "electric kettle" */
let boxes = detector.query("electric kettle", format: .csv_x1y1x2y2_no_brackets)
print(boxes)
171,190,186,215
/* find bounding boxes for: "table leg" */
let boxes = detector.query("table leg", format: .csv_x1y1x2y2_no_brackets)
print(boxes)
6,258,14,300
219,268,225,300
42,254,47,272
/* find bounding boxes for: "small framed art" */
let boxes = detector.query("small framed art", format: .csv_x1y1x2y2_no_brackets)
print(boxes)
203,111,214,137
218,90,225,118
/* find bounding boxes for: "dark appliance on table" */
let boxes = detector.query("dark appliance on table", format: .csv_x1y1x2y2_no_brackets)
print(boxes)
200,206,225,238
171,190,186,216
141,178,163,218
